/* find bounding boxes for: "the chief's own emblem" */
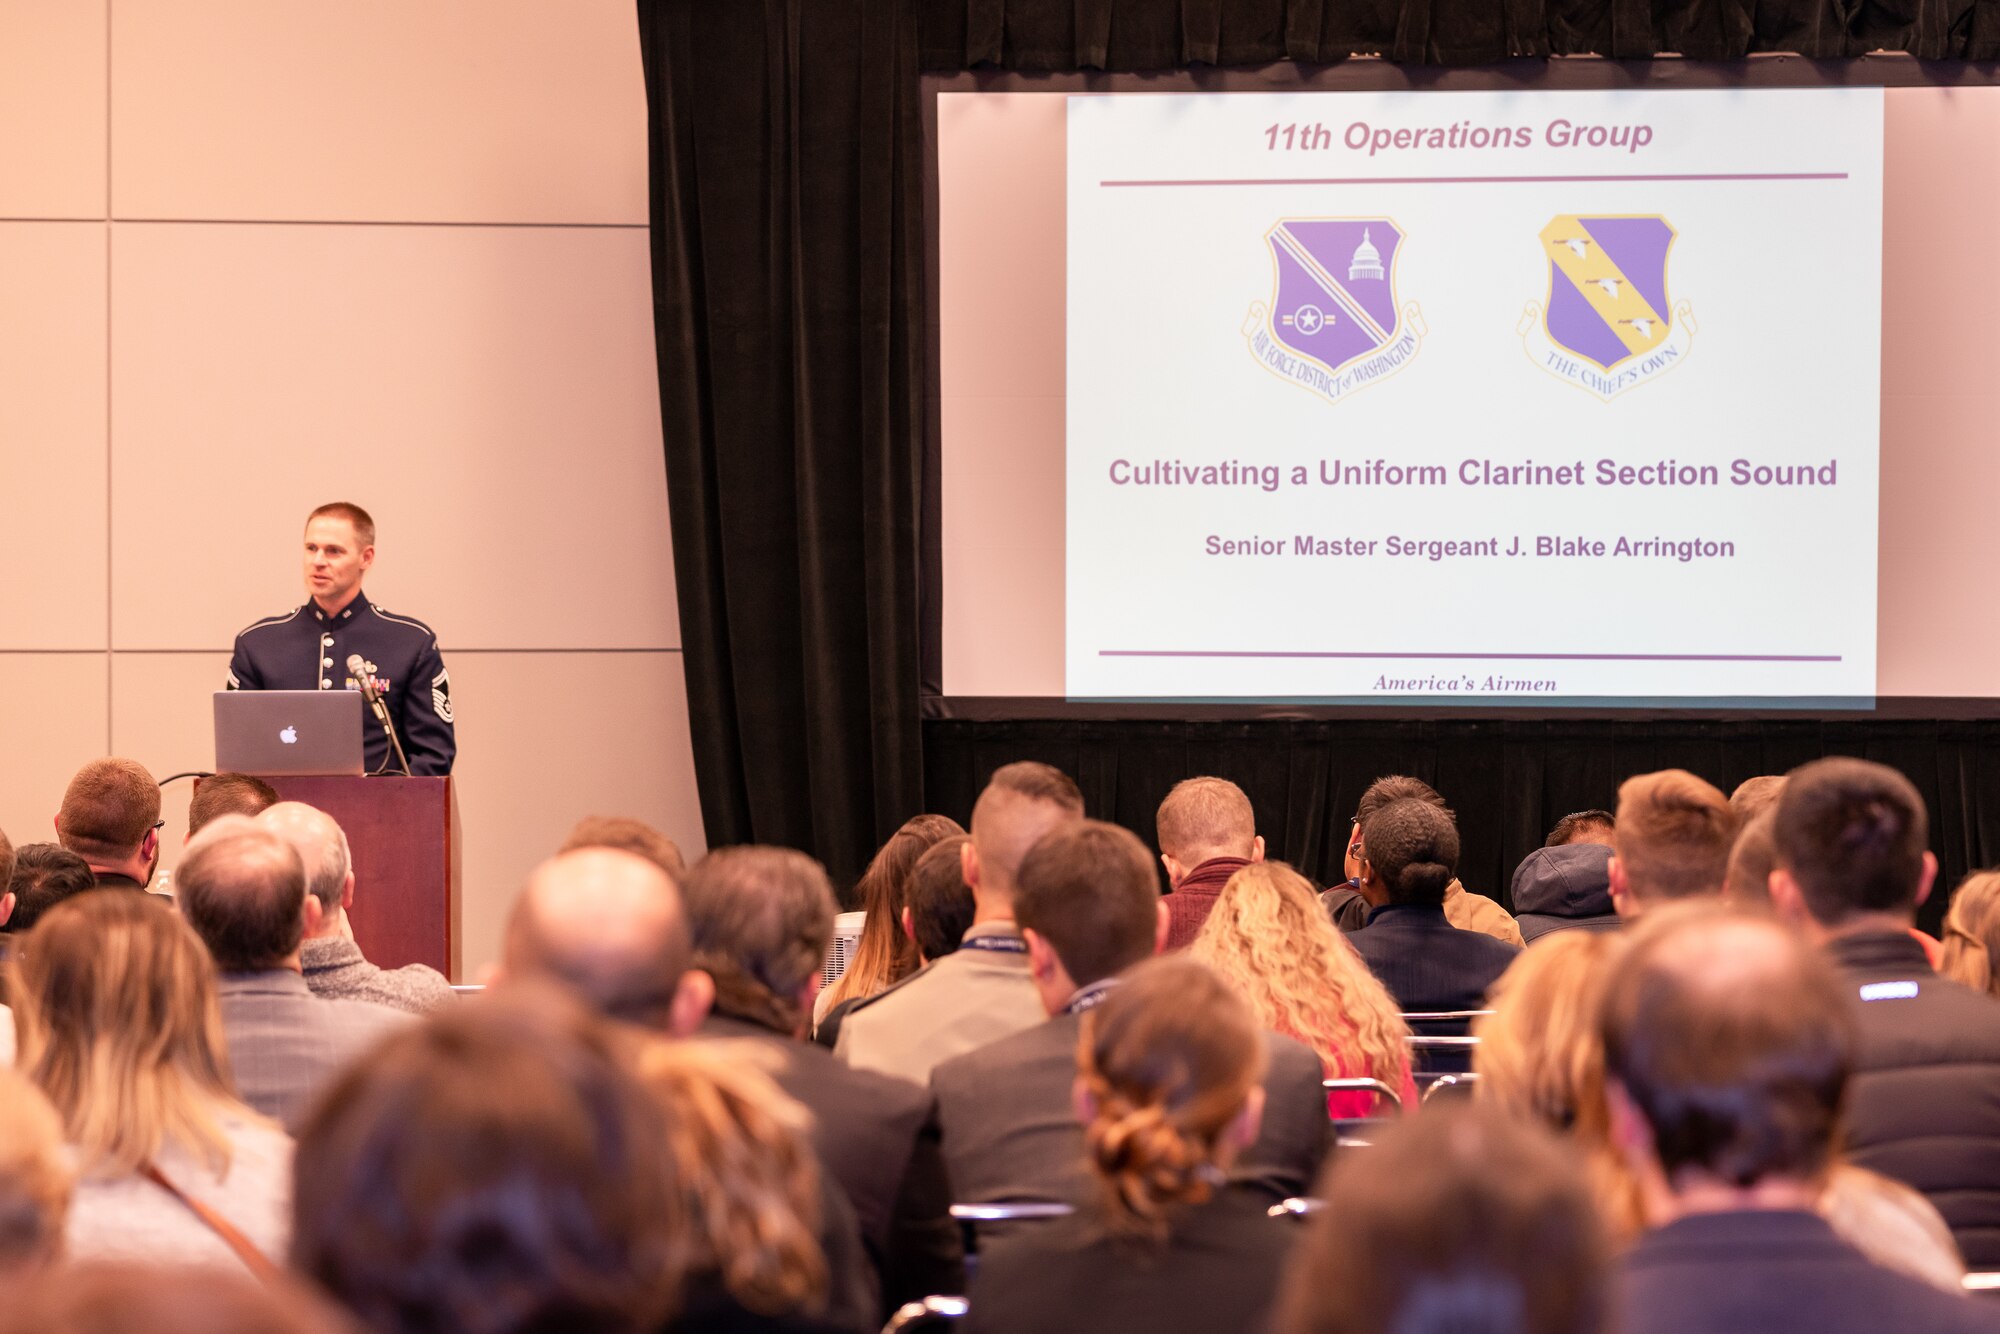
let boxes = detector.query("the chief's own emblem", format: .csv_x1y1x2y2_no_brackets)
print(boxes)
1519,214,1695,400
1244,218,1424,407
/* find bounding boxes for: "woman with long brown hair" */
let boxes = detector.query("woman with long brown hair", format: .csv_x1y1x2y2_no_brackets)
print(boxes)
964,956,1294,1334
813,814,963,1030
1940,870,2000,997
12,891,290,1269
1190,861,1414,1118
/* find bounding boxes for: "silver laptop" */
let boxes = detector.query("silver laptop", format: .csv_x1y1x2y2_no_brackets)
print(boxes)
213,691,366,777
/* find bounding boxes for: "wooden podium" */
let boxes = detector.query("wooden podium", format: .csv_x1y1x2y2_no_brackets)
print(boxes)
257,776,455,978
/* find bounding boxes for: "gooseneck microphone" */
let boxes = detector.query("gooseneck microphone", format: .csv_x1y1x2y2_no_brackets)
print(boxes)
347,654,413,777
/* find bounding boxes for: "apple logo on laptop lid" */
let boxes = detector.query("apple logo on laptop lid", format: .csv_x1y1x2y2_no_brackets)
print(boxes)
280,726,298,745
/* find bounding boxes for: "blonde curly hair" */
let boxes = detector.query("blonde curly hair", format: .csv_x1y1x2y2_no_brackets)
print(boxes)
1188,861,1410,1096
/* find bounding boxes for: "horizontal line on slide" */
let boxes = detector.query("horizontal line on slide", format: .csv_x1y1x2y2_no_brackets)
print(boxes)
1100,650,1842,663
107,217,647,230
0,646,683,656
1101,173,1848,187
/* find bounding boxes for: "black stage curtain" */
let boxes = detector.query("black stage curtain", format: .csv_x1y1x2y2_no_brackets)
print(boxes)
925,718,2000,935
637,0,926,885
919,0,2000,66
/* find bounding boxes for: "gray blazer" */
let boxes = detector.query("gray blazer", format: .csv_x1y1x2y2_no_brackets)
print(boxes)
931,1012,1330,1208
217,970,410,1131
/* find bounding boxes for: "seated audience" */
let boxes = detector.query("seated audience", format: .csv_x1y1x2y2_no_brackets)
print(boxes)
11,891,290,1268
815,834,974,1051
185,773,279,838
1349,776,1521,946
814,813,964,1026
1769,757,2000,1267
836,762,1083,1085
1512,841,1620,942
1350,798,1520,1013
0,1261,352,1334
3,843,97,934
934,823,1328,1210
1191,860,1413,1118
1721,808,1779,908
53,758,162,891
175,816,406,1129
678,845,961,1313
291,989,683,1334
561,813,689,880
0,1066,70,1276
1276,1105,1610,1334
258,802,453,1014
963,956,1295,1334
1473,930,1640,1236
498,845,714,1033
1600,904,1990,1333
636,1040,864,1334
1940,869,2000,999
1607,769,1737,920
1547,808,1617,847
1155,777,1262,950
1727,773,1786,822
1818,1164,1967,1295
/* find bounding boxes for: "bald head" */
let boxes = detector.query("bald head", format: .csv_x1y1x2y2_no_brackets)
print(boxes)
501,848,705,1033
178,816,312,971
966,762,1085,912
1601,905,1852,1192
257,802,352,916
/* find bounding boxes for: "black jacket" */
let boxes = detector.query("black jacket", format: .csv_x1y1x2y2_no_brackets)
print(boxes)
1826,929,2000,1269
698,1014,963,1311
930,1010,1330,1210
1615,1209,1993,1334
1349,903,1520,1012
228,591,456,775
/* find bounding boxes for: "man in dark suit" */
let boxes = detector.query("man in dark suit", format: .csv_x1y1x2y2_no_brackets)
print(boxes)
1770,757,2000,1269
1349,798,1519,1013
674,845,963,1313
1603,905,1990,1333
931,819,1329,1209
499,843,955,1319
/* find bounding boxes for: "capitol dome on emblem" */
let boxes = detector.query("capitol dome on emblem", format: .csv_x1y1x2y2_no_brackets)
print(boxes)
1348,227,1385,281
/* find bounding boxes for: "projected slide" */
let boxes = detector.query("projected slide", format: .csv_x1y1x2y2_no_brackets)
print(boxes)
1062,89,1883,702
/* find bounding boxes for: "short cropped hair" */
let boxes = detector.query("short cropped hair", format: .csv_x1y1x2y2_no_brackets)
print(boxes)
256,803,351,915
1773,758,1928,925
1155,778,1256,864
1354,774,1449,825
1724,811,1780,909
988,761,1086,813
1360,799,1460,907
561,816,686,882
307,501,375,547
1276,1105,1608,1334
187,774,279,837
1600,905,1853,1188
1612,770,1737,904
291,990,682,1334
56,759,160,863
1014,821,1160,988
680,848,836,1034
1546,809,1616,847
905,835,975,961
1729,775,1787,823
175,820,308,971
4,845,98,934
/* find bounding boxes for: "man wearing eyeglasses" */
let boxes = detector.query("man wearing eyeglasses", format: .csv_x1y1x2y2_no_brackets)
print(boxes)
52,757,166,891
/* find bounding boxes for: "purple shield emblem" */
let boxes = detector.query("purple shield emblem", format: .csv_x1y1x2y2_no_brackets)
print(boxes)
1265,219,1405,375
1540,215,1675,370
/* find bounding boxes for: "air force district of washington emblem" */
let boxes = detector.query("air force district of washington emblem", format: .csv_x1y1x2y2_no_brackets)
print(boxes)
1244,218,1424,406
1520,215,1695,400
